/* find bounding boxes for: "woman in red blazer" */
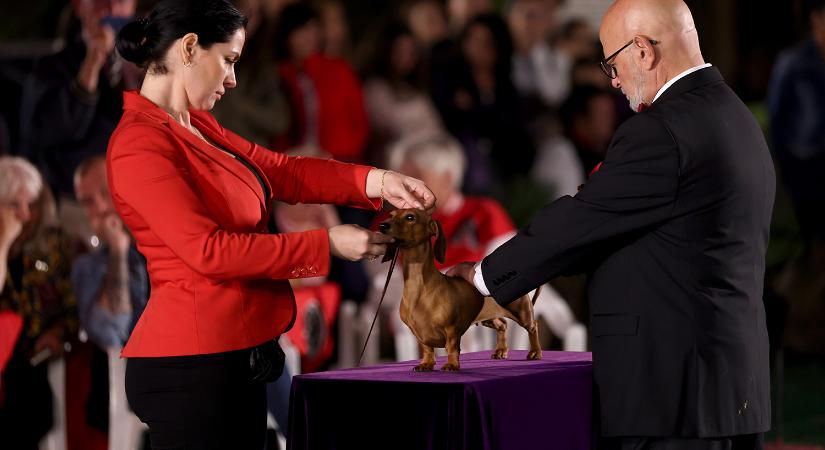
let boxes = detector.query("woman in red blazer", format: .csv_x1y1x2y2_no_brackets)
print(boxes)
111,2,434,449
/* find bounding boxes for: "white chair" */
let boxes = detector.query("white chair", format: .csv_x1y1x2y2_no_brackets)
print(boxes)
107,347,147,450
39,357,66,450
334,300,360,368
509,286,588,352
265,335,300,449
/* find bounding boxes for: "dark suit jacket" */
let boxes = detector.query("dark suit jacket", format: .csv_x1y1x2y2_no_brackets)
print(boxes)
482,67,774,438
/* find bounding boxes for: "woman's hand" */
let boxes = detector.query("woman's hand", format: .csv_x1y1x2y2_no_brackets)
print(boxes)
366,169,436,213
0,205,23,248
328,224,395,261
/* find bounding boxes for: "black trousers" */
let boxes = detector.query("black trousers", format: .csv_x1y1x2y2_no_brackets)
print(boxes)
125,348,267,450
0,342,53,450
600,434,764,450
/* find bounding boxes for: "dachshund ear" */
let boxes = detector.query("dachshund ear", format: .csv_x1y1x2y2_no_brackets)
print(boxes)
430,219,447,264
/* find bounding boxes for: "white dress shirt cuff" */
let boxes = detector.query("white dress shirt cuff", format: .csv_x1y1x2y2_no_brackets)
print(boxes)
473,261,491,296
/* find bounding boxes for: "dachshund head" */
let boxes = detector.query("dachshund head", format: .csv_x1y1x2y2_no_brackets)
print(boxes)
379,209,446,264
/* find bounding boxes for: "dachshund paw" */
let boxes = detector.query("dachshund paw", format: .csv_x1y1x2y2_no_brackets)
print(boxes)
526,350,542,360
413,363,434,372
491,349,508,359
440,363,460,371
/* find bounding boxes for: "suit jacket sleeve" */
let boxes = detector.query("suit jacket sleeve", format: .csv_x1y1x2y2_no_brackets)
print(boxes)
482,113,680,305
217,118,381,210
109,124,334,281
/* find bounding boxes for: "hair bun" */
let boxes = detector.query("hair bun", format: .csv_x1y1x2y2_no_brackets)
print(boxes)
116,18,150,66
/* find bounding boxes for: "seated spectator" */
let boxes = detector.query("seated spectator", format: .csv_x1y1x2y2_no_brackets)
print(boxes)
404,0,450,51
71,154,148,441
362,22,444,166
446,0,493,35
72,156,147,350
19,0,142,251
0,156,78,450
432,13,535,195
508,0,571,110
272,2,369,163
318,0,353,61
555,18,599,63
211,0,292,146
364,133,585,361
559,86,618,176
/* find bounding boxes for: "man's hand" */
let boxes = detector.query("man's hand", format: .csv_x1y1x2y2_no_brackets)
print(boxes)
96,213,131,254
77,24,116,93
446,261,478,287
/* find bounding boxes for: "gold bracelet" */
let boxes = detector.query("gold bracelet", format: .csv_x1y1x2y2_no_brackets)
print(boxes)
380,170,389,205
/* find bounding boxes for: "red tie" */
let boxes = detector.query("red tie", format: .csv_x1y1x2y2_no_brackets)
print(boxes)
589,162,604,178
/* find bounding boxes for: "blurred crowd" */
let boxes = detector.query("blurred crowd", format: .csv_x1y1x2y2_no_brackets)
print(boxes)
0,0,824,449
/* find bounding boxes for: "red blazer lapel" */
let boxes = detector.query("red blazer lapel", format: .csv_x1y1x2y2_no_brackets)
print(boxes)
168,114,269,210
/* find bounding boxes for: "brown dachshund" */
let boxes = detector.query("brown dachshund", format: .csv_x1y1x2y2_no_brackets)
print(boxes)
379,209,541,371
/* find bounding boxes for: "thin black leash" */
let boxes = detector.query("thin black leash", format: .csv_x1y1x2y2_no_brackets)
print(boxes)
357,247,399,367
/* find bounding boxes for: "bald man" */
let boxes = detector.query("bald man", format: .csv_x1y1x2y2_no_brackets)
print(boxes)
449,0,774,448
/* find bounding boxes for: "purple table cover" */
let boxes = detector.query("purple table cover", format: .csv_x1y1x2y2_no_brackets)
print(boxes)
288,350,593,450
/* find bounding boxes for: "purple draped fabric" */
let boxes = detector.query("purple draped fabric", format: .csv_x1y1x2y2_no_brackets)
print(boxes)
288,350,594,450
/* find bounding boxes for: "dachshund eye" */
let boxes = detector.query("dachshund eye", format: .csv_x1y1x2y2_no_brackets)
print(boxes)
405,214,416,222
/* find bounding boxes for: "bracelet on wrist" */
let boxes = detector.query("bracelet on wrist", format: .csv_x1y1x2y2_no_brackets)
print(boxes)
380,170,389,205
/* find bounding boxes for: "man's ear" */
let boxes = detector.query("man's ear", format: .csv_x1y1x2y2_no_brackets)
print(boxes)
634,36,658,71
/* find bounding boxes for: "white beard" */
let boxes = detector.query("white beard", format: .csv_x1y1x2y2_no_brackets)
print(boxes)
625,63,647,112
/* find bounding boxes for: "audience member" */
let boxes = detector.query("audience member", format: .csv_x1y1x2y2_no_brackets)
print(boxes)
432,13,535,195
559,85,618,176
72,156,147,351
318,0,352,61
362,22,444,166
767,0,825,354
0,156,78,450
19,0,141,198
211,0,292,146
556,18,599,63
272,2,369,163
446,0,493,34
508,0,571,110
768,0,825,249
404,0,450,50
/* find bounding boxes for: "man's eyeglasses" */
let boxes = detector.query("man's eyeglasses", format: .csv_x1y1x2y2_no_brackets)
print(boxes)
599,38,659,79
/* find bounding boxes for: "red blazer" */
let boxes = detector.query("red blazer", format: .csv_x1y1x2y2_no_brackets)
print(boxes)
108,91,380,357
274,53,369,162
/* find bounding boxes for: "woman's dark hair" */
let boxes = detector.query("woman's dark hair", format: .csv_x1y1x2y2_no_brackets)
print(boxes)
459,13,514,81
362,21,423,88
273,3,319,61
116,0,247,74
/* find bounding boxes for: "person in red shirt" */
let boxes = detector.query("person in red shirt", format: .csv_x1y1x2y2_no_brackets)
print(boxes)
360,132,585,363
110,2,434,448
271,3,369,163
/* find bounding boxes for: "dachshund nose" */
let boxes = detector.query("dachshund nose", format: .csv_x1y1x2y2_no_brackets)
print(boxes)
379,222,391,233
